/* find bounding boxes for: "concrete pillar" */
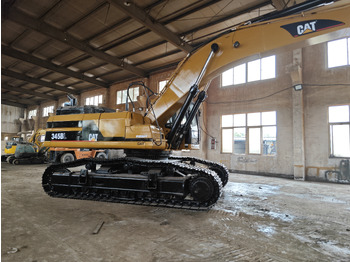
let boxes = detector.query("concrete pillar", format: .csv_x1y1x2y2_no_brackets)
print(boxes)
76,94,82,106
292,89,306,180
105,87,111,108
291,49,306,180
37,105,43,130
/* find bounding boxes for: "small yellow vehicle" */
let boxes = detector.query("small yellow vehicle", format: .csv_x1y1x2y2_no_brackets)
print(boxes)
2,129,48,165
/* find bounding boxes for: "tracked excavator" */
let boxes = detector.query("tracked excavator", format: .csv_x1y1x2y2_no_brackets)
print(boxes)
42,0,350,210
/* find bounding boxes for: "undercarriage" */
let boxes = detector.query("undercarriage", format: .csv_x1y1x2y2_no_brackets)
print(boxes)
42,155,228,210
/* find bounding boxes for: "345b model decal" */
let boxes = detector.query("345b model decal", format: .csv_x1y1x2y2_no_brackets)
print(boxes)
51,132,67,140
281,19,344,38
46,131,78,141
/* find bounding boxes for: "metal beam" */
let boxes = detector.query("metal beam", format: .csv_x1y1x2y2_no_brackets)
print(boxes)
59,0,170,66
62,1,272,70
2,69,78,94
97,0,220,52
2,45,109,88
2,83,57,100
87,0,168,43
108,0,193,53
2,93,39,105
271,0,287,10
94,2,273,78
181,1,272,37
1,99,27,108
6,8,147,77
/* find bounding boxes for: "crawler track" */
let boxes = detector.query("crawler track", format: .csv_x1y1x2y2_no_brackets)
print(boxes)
42,157,223,210
168,155,229,186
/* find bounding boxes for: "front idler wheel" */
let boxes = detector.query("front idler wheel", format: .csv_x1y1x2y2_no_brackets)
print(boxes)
190,176,214,203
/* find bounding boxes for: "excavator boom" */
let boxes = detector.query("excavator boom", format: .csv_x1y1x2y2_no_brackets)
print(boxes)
147,0,350,127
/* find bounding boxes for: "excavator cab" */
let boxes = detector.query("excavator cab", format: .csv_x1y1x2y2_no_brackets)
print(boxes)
4,136,24,155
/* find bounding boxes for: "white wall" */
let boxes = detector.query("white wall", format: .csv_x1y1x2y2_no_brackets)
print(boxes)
1,104,24,136
203,41,350,182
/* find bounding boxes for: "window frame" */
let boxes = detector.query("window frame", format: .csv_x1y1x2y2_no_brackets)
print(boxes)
159,80,168,93
221,55,276,87
116,87,139,105
327,37,350,68
43,106,54,117
28,109,37,119
221,111,277,156
328,105,350,158
85,95,103,106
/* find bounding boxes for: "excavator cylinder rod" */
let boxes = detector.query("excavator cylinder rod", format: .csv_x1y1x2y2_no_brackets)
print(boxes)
167,43,219,147
171,90,207,149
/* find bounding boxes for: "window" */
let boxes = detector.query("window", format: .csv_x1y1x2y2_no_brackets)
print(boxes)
327,37,350,68
43,106,54,117
28,109,37,119
329,105,350,157
233,64,246,85
221,111,277,155
116,87,139,105
221,55,276,87
85,95,102,106
159,80,168,93
222,69,233,86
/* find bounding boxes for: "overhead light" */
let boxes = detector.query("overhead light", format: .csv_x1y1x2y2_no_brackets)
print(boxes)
293,84,303,91
124,1,131,6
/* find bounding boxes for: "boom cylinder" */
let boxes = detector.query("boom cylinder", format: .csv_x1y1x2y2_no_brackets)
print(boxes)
166,43,219,148
171,90,207,149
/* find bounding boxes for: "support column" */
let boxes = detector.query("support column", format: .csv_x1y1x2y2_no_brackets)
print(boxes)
105,87,111,108
291,49,306,180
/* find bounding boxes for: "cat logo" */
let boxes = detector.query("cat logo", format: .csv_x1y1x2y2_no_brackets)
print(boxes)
297,21,317,36
281,19,345,38
88,134,98,141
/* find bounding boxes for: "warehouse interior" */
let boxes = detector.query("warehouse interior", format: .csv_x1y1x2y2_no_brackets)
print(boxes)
2,0,350,261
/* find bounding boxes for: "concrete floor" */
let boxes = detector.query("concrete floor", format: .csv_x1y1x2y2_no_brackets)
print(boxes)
2,162,350,262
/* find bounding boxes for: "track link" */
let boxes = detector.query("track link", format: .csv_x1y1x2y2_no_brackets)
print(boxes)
168,155,229,186
42,157,223,210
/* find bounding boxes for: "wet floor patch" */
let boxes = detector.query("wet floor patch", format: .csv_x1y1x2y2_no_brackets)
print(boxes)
213,182,293,222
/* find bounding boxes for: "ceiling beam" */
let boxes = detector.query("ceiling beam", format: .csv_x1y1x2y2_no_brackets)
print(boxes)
2,83,57,100
5,8,147,77
2,69,78,94
62,1,272,71
93,2,273,78
271,0,287,10
107,0,193,53
2,45,109,88
180,1,272,37
87,0,168,43
94,0,221,53
2,93,39,105
1,99,27,108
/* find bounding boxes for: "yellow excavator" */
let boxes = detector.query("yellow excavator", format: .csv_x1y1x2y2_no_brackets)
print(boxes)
2,136,24,161
42,0,350,209
2,129,48,165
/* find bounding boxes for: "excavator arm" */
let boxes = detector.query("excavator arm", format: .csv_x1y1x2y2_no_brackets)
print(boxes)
146,0,350,146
